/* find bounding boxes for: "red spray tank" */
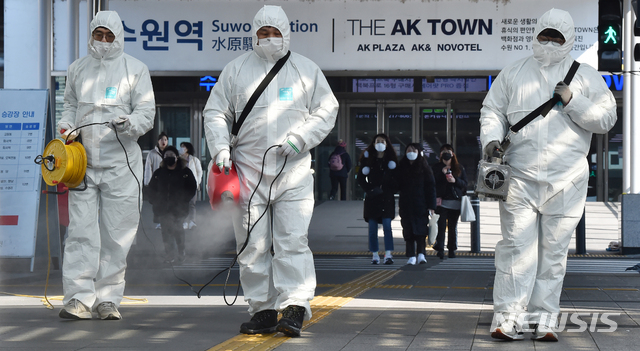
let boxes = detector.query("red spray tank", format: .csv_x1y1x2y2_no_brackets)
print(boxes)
207,163,240,210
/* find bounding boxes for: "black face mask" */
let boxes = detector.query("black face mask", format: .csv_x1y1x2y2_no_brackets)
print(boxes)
164,156,176,166
441,153,452,161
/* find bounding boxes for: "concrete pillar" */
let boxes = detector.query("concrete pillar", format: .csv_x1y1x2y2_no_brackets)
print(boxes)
622,194,640,254
4,0,50,90
622,0,640,255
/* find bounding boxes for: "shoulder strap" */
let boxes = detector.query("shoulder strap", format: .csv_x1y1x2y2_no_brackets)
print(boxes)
231,51,291,137
509,60,580,134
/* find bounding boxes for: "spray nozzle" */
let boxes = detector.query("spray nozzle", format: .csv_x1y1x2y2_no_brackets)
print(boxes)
221,190,235,203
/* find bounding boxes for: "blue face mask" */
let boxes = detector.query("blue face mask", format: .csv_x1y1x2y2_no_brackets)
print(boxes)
406,152,418,161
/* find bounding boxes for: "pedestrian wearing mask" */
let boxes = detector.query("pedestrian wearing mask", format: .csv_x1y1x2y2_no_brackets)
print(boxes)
397,143,437,265
145,132,168,186
56,11,155,321
357,134,398,265
203,5,338,337
147,146,197,264
431,144,467,259
180,142,203,230
145,132,169,230
481,9,616,341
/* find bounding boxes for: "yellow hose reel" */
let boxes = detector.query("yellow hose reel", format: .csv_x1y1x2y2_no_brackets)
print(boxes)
37,139,87,189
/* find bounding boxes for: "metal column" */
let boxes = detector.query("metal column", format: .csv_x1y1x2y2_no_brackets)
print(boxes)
469,194,481,253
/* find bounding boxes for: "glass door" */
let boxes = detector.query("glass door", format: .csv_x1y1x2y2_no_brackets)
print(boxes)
139,105,191,153
453,112,482,190
351,106,378,200
421,107,449,165
157,105,192,147
139,105,193,195
385,106,413,159
420,107,481,190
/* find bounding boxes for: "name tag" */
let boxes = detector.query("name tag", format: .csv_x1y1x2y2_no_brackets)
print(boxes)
279,87,293,101
105,87,117,99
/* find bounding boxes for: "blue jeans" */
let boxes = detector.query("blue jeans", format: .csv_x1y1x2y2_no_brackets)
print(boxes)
368,218,394,253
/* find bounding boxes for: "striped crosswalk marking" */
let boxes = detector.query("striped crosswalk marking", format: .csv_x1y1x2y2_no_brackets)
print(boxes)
168,257,639,275
166,257,399,271
427,258,640,274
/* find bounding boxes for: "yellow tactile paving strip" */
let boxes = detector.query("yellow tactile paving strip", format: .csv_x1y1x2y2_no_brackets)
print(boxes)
206,269,400,351
205,270,637,351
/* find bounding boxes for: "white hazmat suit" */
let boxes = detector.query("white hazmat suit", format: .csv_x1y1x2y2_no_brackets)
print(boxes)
203,6,338,320
480,9,616,330
58,11,155,310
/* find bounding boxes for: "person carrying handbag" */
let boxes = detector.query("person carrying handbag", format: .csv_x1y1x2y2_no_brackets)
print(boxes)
431,144,468,259
397,143,437,265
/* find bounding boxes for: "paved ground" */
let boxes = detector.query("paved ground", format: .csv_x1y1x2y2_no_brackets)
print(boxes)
1,200,639,351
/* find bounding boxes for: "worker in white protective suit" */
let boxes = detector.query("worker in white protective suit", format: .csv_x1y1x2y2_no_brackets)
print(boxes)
57,11,155,321
203,5,338,337
480,9,616,341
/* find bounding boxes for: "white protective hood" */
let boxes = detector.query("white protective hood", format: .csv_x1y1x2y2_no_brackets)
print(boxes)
203,5,339,321
251,5,291,61
480,8,616,203
88,11,125,60
532,8,575,66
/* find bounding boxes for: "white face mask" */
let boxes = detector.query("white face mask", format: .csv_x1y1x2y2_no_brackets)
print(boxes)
180,147,187,155
375,143,386,152
93,41,112,57
406,152,418,161
532,39,567,66
256,37,284,63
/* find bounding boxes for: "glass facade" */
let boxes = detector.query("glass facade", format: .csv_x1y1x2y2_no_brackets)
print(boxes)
66,74,618,203
386,107,413,158
350,107,378,200
607,113,623,201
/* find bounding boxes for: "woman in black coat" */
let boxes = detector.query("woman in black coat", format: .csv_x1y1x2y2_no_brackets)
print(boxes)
397,143,437,265
431,144,468,259
357,134,398,265
148,145,197,263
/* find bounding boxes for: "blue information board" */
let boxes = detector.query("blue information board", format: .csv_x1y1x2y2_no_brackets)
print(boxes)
0,90,48,259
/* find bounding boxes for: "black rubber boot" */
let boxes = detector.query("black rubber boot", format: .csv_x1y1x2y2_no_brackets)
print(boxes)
276,305,306,337
239,309,278,334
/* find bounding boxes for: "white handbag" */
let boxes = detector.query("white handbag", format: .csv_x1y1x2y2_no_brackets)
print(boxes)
460,196,476,222
428,213,439,245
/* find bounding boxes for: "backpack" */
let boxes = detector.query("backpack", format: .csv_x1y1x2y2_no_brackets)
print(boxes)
329,152,344,171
